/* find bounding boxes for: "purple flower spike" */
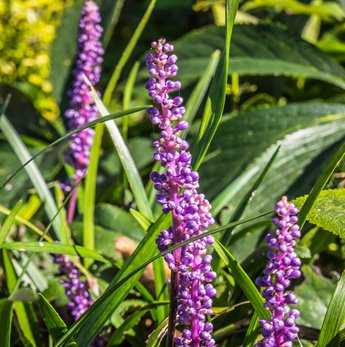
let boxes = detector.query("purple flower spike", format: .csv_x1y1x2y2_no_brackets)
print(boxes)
63,0,103,190
54,255,92,321
256,196,302,347
146,38,216,347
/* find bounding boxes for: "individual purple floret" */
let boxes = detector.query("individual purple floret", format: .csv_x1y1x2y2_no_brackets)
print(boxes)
54,255,92,321
256,196,302,347
146,38,216,347
63,0,103,191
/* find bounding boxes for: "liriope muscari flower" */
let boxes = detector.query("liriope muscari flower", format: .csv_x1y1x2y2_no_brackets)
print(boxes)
54,255,92,321
256,197,302,347
63,0,103,191
146,38,216,347
54,255,107,346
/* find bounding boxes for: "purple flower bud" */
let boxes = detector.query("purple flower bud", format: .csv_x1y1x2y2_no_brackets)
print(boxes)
146,38,215,346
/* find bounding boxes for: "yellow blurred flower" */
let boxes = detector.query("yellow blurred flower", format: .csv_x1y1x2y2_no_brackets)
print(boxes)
0,0,70,120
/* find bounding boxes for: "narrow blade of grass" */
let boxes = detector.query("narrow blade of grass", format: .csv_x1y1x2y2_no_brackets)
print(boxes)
0,106,149,191
83,124,104,268
102,0,126,47
0,299,13,347
192,0,239,170
0,114,63,242
0,201,23,245
0,204,51,241
243,313,259,347
123,61,140,138
214,240,269,319
87,78,153,220
213,145,280,271
0,242,110,263
103,0,157,106
38,293,67,342
298,141,345,229
146,318,169,347
184,50,220,127
2,250,37,346
317,271,345,347
218,145,280,245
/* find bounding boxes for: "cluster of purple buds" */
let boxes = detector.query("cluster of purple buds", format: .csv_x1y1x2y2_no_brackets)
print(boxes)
63,0,103,190
256,197,302,347
54,255,93,321
146,38,216,347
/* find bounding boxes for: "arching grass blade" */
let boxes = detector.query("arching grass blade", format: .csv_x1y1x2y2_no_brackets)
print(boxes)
317,271,345,347
0,106,149,192
86,78,153,220
0,299,13,347
0,201,23,245
38,294,67,342
214,240,269,319
192,0,239,170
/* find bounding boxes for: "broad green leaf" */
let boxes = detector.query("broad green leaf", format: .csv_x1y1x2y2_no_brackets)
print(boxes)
0,299,13,347
171,24,345,89
56,211,271,346
50,0,83,102
317,271,345,347
88,80,153,220
192,0,239,169
297,141,345,229
294,189,345,238
2,250,37,346
0,242,110,263
0,201,22,245
295,266,336,329
103,0,157,106
0,114,63,241
214,240,269,319
38,294,67,342
202,103,345,260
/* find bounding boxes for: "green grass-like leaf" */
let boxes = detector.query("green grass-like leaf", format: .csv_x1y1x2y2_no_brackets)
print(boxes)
38,294,67,342
192,0,239,170
214,240,269,320
317,271,345,347
87,79,153,220
0,114,63,241
103,0,157,106
0,299,13,347
0,201,23,245
0,242,110,263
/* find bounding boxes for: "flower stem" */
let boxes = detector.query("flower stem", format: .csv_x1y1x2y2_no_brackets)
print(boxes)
166,270,178,347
